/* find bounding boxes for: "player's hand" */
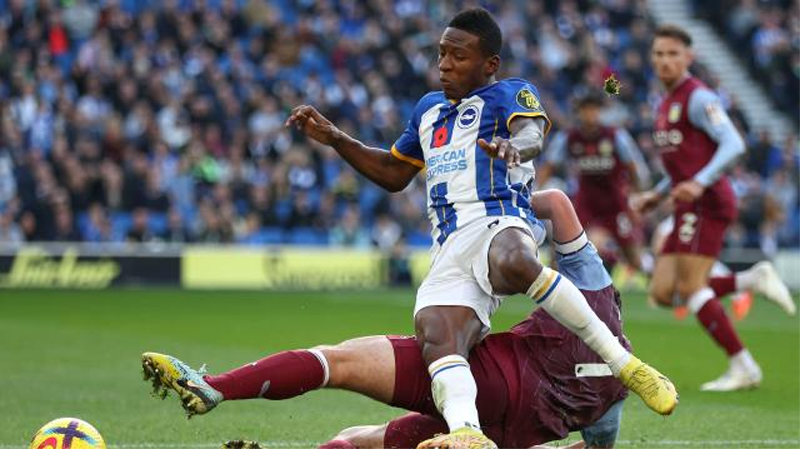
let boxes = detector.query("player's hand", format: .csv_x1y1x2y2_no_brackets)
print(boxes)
630,190,662,213
478,137,521,169
285,105,340,146
670,180,704,203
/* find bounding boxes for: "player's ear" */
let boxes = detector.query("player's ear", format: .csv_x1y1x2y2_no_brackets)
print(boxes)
686,47,695,64
485,55,500,77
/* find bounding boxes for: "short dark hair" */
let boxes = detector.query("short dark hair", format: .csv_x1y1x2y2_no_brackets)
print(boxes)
448,8,502,56
654,24,692,47
575,91,606,109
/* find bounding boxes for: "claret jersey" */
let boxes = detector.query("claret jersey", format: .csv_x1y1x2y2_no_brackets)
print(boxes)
391,78,551,245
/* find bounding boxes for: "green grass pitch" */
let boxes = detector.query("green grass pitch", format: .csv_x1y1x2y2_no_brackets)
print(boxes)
1,289,798,449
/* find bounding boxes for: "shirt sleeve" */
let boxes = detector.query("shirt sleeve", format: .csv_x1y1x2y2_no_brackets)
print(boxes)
390,94,435,168
391,124,425,168
614,128,651,187
504,79,552,136
687,88,746,187
544,131,568,165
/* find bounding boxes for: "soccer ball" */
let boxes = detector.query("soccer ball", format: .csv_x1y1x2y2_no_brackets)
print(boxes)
29,418,106,449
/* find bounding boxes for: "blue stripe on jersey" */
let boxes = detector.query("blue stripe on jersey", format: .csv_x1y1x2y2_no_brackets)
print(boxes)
512,181,536,222
430,182,457,245
475,114,517,217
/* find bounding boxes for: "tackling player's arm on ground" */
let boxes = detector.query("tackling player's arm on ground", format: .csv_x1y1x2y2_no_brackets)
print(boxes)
614,128,651,190
687,89,746,188
286,105,420,192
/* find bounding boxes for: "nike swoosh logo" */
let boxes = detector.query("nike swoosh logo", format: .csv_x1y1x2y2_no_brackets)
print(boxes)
259,380,271,397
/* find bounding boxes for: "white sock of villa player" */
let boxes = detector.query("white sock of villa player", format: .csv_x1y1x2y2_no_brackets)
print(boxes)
428,355,482,433
528,264,630,376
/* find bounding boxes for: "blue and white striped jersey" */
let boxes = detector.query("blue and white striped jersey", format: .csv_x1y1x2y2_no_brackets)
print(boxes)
391,78,551,246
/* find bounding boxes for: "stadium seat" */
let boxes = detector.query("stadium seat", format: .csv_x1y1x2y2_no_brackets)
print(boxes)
287,227,329,246
407,230,432,248
148,213,168,235
259,227,285,245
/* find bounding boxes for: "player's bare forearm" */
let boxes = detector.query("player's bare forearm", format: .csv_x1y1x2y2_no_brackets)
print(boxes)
530,189,584,243
330,131,420,192
509,116,546,162
287,104,419,192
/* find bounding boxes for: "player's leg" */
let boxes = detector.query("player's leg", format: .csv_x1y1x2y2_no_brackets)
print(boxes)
618,240,643,273
675,254,762,391
319,424,388,449
586,225,619,272
320,411,494,449
578,399,624,449
709,261,795,316
411,223,503,448
413,306,488,440
648,254,678,308
141,336,398,417
488,194,676,415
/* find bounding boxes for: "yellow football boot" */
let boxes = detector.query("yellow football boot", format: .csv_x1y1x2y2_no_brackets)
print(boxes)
416,427,498,449
142,352,223,418
619,355,678,415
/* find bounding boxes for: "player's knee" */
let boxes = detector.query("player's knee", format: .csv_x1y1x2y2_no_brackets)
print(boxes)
313,343,352,387
676,280,702,302
414,310,448,354
648,283,673,307
493,245,542,292
414,308,478,360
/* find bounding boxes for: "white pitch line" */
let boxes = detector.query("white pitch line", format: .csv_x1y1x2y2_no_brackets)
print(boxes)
0,443,315,449
616,440,800,447
2,440,798,449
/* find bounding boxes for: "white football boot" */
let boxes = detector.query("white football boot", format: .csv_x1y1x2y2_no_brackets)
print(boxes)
701,350,763,392
743,261,796,316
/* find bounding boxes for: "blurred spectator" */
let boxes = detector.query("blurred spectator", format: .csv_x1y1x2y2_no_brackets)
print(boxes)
0,0,794,252
0,209,23,245
330,205,369,248
162,208,193,244
126,207,155,243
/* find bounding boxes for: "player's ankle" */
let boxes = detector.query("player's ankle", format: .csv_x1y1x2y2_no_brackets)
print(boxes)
609,352,632,377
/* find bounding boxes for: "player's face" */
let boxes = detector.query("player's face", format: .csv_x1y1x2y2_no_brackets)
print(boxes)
438,27,499,100
578,104,601,129
651,37,693,88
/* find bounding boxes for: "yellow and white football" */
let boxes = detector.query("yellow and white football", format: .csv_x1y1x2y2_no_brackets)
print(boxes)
29,418,106,449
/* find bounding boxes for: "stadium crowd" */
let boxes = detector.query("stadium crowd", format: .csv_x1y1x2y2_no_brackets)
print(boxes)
0,0,797,255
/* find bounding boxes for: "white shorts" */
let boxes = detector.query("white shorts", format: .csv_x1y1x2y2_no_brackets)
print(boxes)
414,216,546,337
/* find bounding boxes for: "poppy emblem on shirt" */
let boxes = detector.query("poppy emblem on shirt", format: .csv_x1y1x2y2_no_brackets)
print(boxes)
433,126,449,148
457,105,479,129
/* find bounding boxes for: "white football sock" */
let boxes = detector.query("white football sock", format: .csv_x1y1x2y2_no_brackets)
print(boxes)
428,355,482,433
687,287,714,314
528,266,630,376
735,267,758,291
731,348,759,373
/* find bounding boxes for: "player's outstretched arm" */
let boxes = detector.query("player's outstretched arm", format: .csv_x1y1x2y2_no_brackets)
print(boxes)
286,105,420,192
